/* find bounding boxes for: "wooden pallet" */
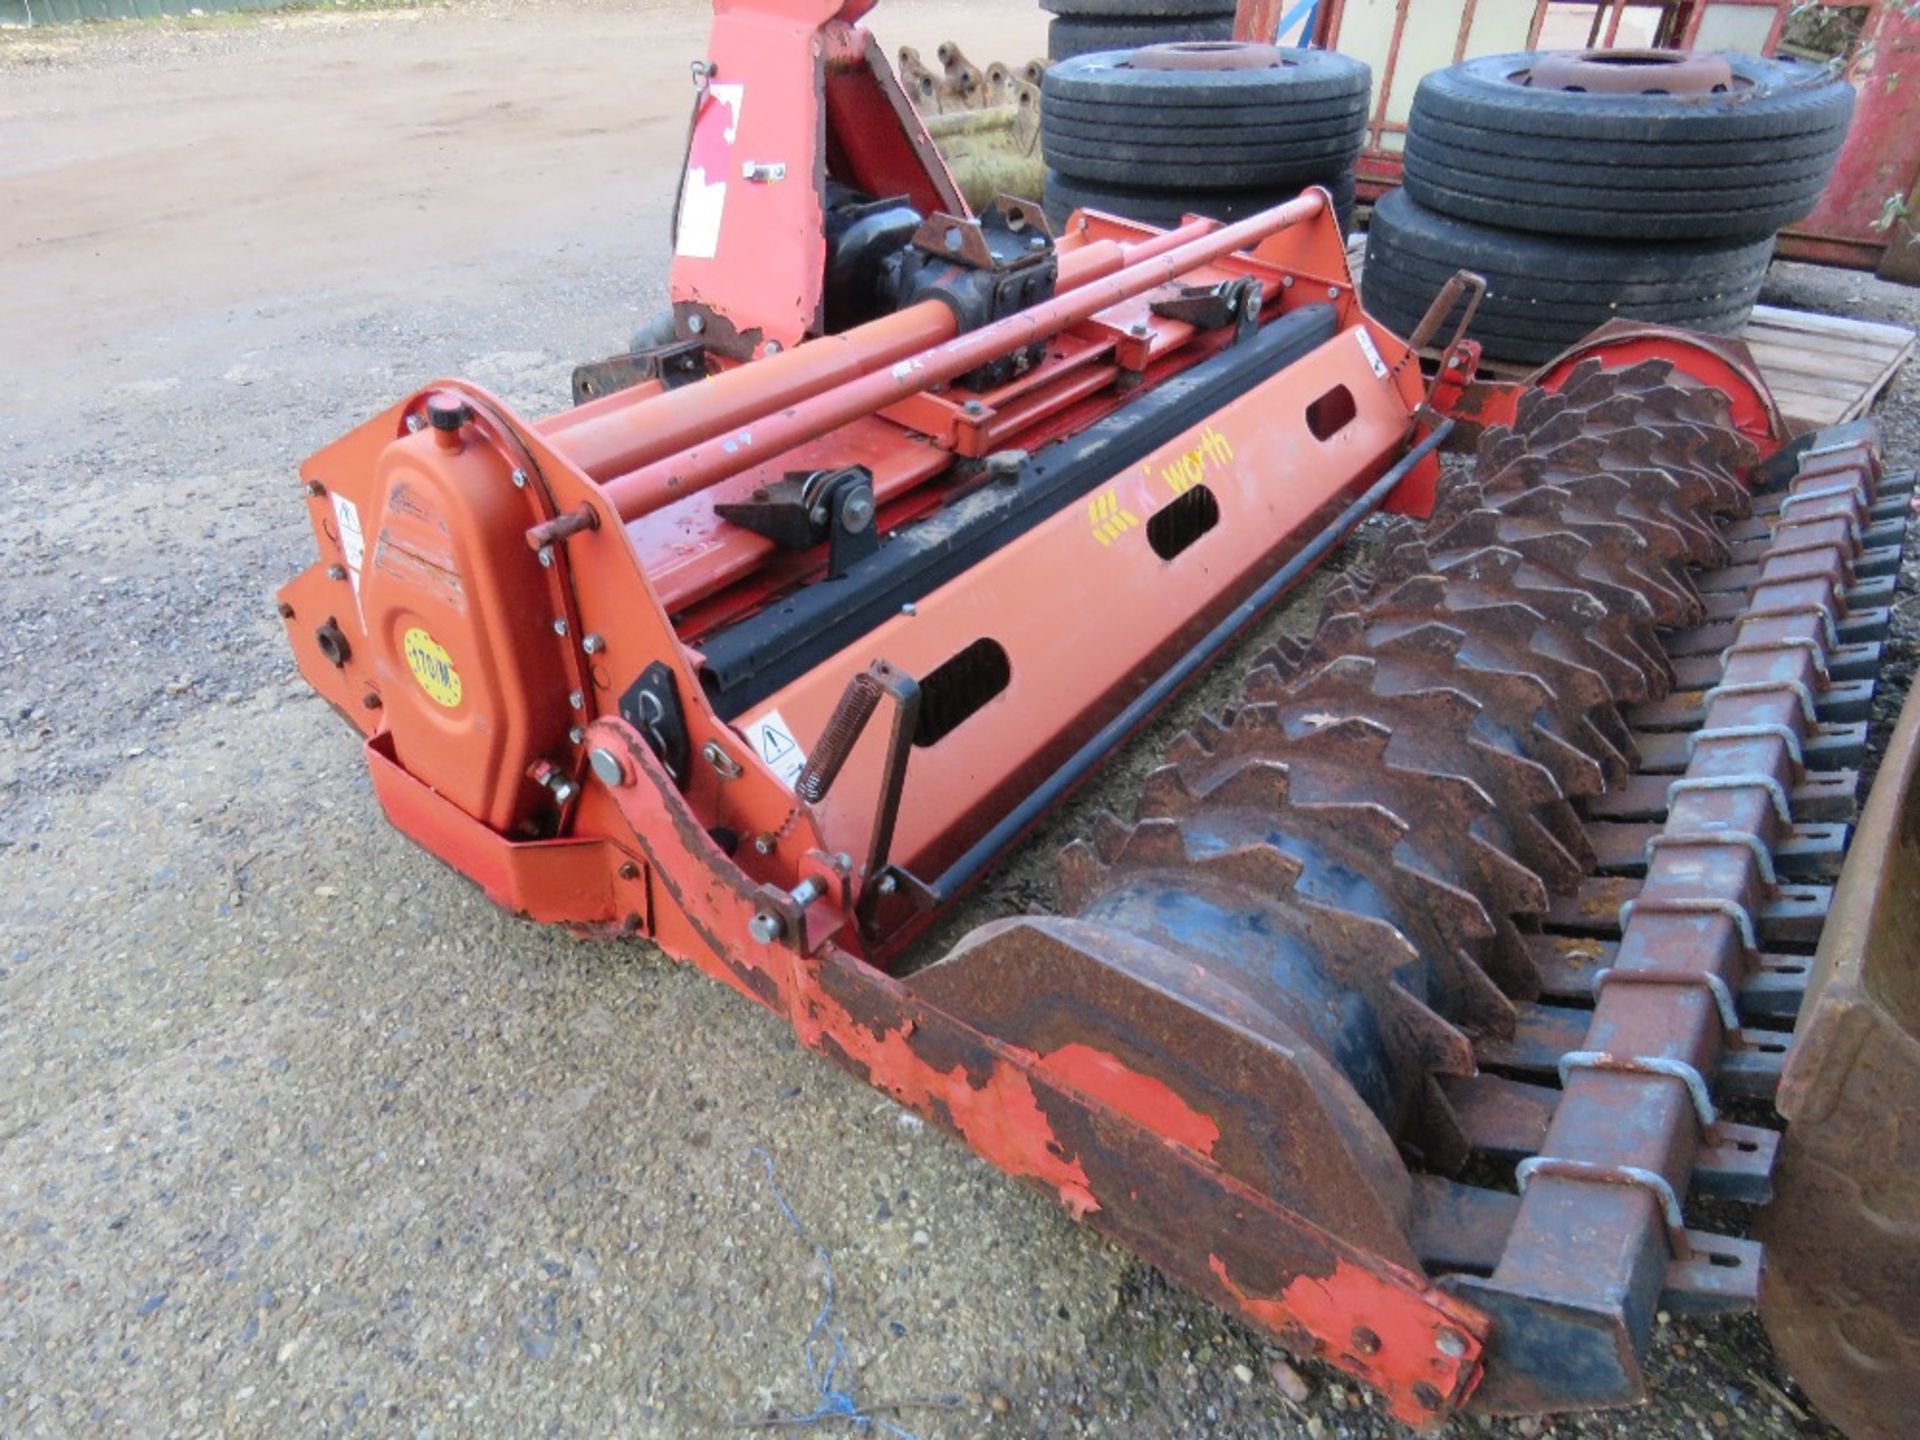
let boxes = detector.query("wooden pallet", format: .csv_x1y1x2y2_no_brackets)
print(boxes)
1737,304,1915,431
1342,239,1915,432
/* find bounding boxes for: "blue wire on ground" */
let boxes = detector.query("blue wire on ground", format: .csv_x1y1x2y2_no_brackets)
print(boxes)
746,1148,920,1440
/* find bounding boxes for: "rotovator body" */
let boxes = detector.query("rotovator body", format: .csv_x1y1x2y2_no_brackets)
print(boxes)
279,0,1914,1428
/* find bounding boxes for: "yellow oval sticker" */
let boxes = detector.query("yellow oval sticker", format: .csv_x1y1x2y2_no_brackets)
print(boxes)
402,627,463,708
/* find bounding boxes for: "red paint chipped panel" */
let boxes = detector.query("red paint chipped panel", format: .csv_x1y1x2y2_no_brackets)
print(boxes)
804,996,1100,1219
1040,1042,1223,1157
1209,1252,1485,1426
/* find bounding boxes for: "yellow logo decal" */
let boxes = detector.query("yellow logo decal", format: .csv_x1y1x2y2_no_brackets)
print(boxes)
402,627,463,708
1087,490,1140,547
1158,424,1235,497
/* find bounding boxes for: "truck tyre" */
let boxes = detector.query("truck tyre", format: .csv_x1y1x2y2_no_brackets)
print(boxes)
1361,188,1772,366
1045,168,1355,234
1048,15,1234,62
1402,50,1854,241
1042,43,1370,187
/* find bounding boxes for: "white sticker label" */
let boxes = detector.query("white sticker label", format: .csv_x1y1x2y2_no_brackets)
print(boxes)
1355,328,1389,379
742,708,808,789
674,82,745,261
330,492,366,601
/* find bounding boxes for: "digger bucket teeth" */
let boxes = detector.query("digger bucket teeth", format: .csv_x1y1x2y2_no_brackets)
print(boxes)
925,373,1910,1419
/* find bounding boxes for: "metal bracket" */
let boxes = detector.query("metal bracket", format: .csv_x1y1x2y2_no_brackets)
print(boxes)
1618,894,1759,955
1777,480,1867,518
1721,635,1831,686
618,661,692,788
1687,722,1805,769
715,466,879,579
1668,773,1794,827
1645,830,1778,886
1738,600,1839,648
1515,1157,1691,1259
1702,677,1820,727
571,337,706,406
1149,277,1262,341
1592,966,1743,1037
1559,1049,1720,1136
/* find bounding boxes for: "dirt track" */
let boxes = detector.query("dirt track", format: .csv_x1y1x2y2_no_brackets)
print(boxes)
1,3,1913,1437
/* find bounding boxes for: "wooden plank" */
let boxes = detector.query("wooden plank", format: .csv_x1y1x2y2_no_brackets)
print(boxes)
1741,338,1906,381
1746,365,1884,402
1768,388,1853,428
1740,322,1912,366
1748,302,1916,348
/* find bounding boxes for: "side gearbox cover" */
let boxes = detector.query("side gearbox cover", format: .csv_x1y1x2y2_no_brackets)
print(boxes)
358,427,573,835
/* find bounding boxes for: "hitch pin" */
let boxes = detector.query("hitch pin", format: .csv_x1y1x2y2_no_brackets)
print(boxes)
526,504,599,552
749,876,826,945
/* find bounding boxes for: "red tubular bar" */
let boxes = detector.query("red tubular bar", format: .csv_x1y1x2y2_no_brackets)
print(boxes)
600,192,1327,520
544,220,1218,487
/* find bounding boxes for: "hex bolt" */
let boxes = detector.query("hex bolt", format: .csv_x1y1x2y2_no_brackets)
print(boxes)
749,910,785,944
405,413,427,433
568,690,585,711
568,726,586,745
1281,275,1295,289
789,876,826,909
1326,285,1339,299
552,618,569,636
686,313,706,335
839,489,875,534
538,546,556,569
753,834,777,855
589,747,627,787
1129,323,1151,339
764,340,782,356
901,602,917,617
582,634,605,655
877,875,898,896
511,469,529,489
963,399,986,417
1435,1329,1467,1359
549,776,580,806
327,564,348,582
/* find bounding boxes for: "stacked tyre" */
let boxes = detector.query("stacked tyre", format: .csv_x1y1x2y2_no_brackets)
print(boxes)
1042,0,1235,64
1362,49,1856,366
1041,43,1371,235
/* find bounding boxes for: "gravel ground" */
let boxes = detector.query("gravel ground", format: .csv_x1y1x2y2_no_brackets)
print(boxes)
1,5,1914,1438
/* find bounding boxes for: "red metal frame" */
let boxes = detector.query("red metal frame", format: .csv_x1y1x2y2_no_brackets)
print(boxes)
283,186,1484,1415
279,0,1822,1424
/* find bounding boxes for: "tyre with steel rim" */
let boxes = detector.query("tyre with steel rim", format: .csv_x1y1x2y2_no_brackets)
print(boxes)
1402,49,1855,241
